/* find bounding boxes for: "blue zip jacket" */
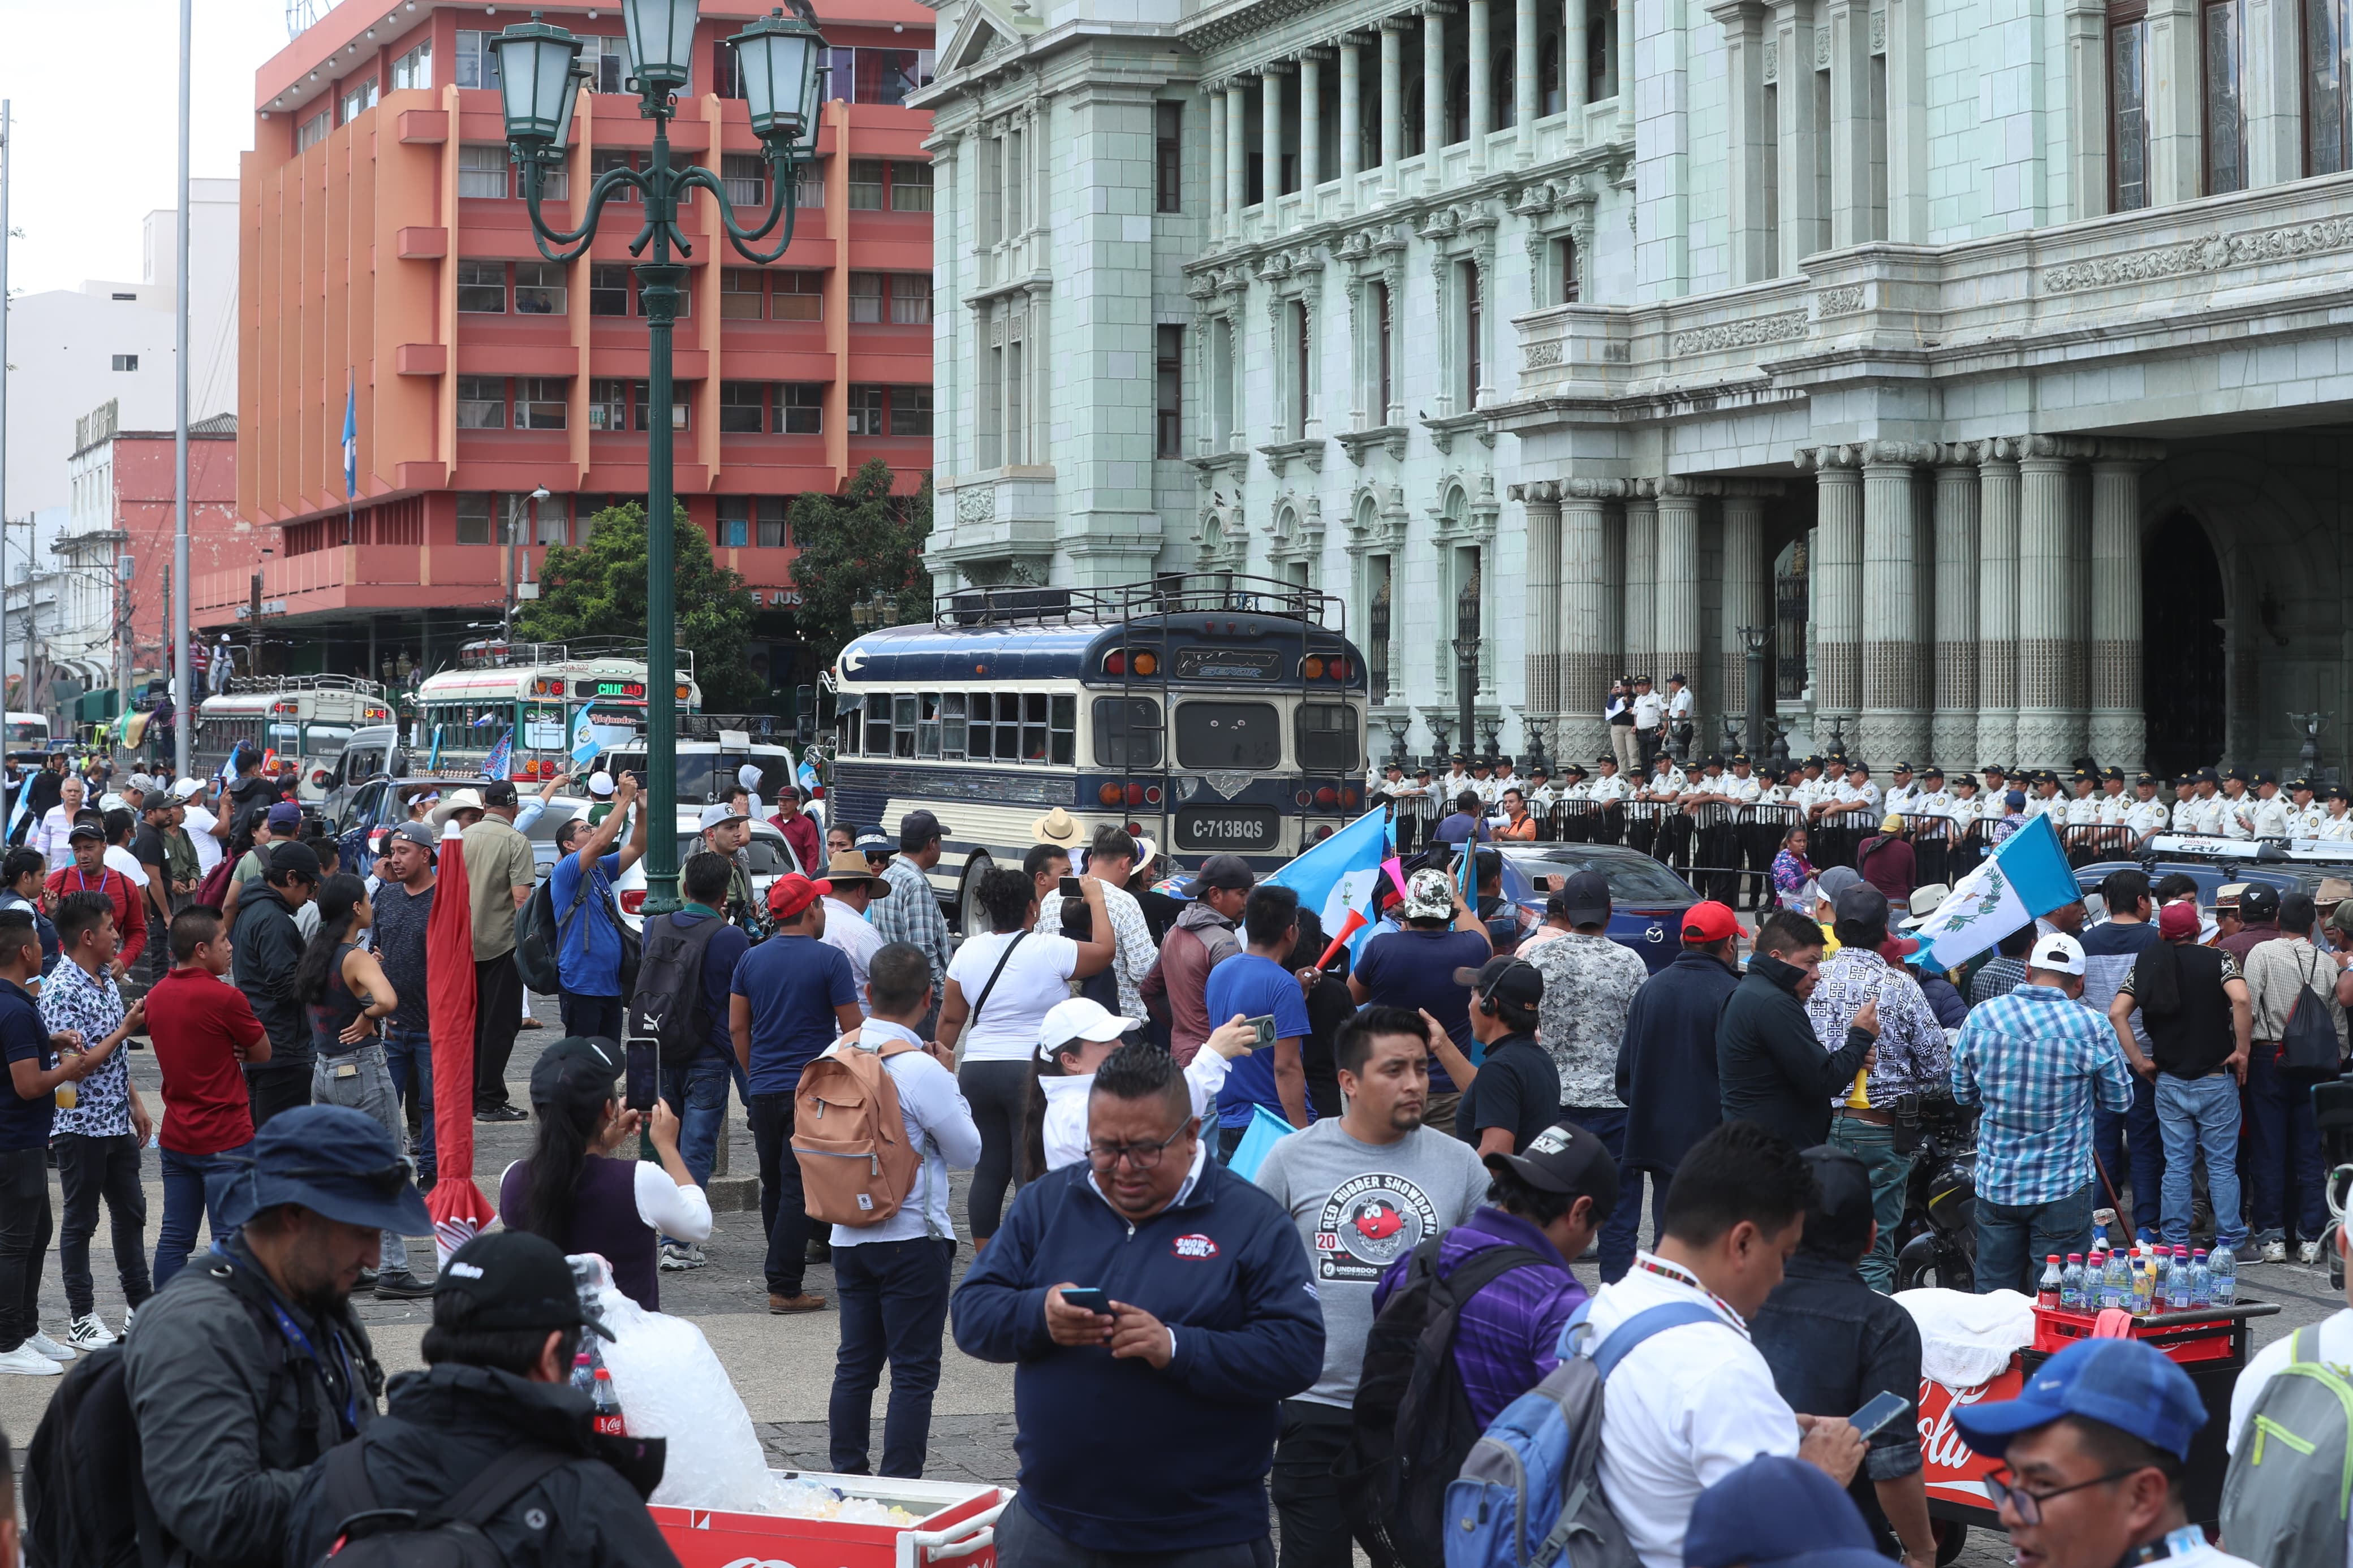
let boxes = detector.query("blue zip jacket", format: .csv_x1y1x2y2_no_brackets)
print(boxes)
950,1153,1325,1552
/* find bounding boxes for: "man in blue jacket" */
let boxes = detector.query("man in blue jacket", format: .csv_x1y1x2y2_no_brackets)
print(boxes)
951,1043,1324,1567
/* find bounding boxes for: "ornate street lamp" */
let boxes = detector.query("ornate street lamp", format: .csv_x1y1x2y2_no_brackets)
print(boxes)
1452,584,1481,769
493,1,825,914
1738,625,1770,773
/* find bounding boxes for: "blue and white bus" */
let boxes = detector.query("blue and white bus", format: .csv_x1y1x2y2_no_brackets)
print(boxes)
826,574,1372,931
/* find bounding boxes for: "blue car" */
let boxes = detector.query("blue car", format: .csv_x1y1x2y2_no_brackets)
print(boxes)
1498,844,1704,974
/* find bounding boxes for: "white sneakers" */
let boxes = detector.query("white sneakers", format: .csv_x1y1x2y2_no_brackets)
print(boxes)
2302,1240,2325,1265
658,1242,708,1272
25,1330,75,1361
0,1342,62,1376
2262,1239,2291,1264
66,1314,119,1350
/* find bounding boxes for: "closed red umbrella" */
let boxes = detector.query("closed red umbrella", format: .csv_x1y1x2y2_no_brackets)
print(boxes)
426,817,497,1263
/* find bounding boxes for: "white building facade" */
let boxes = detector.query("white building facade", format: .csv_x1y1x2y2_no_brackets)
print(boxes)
917,0,2353,780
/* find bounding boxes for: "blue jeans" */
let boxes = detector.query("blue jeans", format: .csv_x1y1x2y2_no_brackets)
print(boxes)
829,1235,955,1476
382,1025,435,1180
2093,1068,2165,1238
2244,1044,2329,1244
155,1142,250,1291
2157,1071,2247,1250
662,1044,736,1191
1561,1107,1653,1282
1975,1181,2094,1295
561,992,626,1042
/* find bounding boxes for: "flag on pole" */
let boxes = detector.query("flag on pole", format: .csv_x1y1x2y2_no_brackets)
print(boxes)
570,707,602,768
425,817,496,1262
342,378,358,498
483,728,513,781
426,725,443,772
1908,814,2083,974
6,782,31,841
1266,806,1393,962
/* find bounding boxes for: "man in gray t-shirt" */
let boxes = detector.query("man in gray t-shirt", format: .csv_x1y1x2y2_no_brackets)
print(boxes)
1252,1005,1490,1568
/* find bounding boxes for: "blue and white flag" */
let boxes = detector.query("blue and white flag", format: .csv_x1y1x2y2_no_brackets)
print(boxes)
1909,814,2082,973
342,378,357,498
1265,806,1394,960
570,707,602,768
5,781,30,841
484,728,514,782
428,726,443,771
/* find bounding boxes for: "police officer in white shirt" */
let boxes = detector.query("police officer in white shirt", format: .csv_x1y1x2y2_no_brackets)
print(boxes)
2248,772,2295,839
2216,768,2257,838
1664,673,1696,763
2320,785,2353,841
2063,770,2102,828
2287,776,2327,838
1632,676,1666,771
2175,768,2222,835
1577,1122,1866,1568
1588,754,1631,805
2095,767,2130,826
1909,767,1953,820
2124,774,2173,840
1979,765,2011,810
1882,762,1921,814
1841,761,1883,818
1438,755,1476,810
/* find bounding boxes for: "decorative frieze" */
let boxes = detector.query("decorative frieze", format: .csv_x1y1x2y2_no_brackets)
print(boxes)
1671,310,1809,355
2041,213,2353,293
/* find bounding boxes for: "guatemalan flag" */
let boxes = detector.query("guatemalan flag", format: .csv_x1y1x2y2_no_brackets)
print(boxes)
483,727,514,781
425,818,497,1262
1908,813,2082,973
1265,806,1394,963
341,378,358,498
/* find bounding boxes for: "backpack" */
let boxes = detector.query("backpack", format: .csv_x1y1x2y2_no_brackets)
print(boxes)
2218,1328,2353,1568
1337,1238,1547,1568
311,1437,572,1567
2277,947,2343,1082
516,858,640,998
1441,1300,1718,1568
792,1031,925,1227
195,852,236,911
628,912,726,1069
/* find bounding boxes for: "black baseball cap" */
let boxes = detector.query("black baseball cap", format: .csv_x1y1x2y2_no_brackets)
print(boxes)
1555,869,1611,925
529,1035,622,1107
1484,1120,1619,1214
268,841,324,883
434,1228,614,1340
1190,853,1257,896
899,809,951,850
480,780,519,807
1453,956,1544,1012
2240,882,2282,921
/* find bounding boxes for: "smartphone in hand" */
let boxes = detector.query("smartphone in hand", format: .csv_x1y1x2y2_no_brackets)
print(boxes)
1060,1286,1112,1315
1850,1390,1912,1441
1059,875,1082,900
624,1036,660,1113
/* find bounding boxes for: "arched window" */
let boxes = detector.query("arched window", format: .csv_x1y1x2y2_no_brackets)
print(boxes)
1446,64,1470,143
1492,47,1516,128
1540,34,1562,115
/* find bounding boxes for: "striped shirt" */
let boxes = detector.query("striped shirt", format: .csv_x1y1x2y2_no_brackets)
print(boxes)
1950,982,2135,1206
870,854,952,991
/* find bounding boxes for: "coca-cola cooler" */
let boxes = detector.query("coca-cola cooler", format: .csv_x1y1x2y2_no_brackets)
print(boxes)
650,1474,1009,1568
1919,1301,2276,1556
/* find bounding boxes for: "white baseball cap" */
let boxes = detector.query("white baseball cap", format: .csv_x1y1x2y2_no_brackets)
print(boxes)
2029,931,2087,977
587,771,615,798
1037,997,1143,1058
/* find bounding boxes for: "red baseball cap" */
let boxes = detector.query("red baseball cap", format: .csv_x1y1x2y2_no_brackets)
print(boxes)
767,872,834,921
1681,900,1739,943
2158,901,2200,941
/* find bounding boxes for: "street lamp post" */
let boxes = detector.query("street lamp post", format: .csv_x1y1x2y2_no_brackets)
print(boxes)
494,0,824,915
1452,585,1481,775
1738,625,1770,773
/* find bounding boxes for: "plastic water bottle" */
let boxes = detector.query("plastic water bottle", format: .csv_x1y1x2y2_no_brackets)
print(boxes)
2061,1253,2087,1310
2103,1250,2131,1311
591,1367,626,1437
2190,1249,2212,1308
2174,1246,2193,1307
2037,1255,2063,1310
2152,1249,2174,1311
2210,1242,2238,1306
570,1351,596,1398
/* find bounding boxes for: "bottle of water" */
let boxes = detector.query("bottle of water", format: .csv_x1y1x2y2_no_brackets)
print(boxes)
2210,1242,2238,1306
2062,1253,2087,1310
570,1351,596,1397
2190,1249,2212,1308
2134,1261,2156,1315
2151,1249,2173,1311
2103,1250,2131,1311
2037,1255,2063,1310
2173,1246,2193,1308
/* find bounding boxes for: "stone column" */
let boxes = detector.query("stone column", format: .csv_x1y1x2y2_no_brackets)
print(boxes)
1720,490,1770,718
1711,0,1772,284
1261,67,1287,204
1301,53,1324,191
1931,448,1981,770
1624,490,1658,677
2017,437,2084,769
2091,440,2161,772
1225,80,1249,229
1802,447,1864,748
1516,481,1563,723
1515,0,1540,155
1860,442,1930,766
1655,482,1704,707
1469,0,1494,166
1381,20,1407,180
1424,8,1449,182
1561,0,1588,146
1562,481,1621,762
1339,40,1364,190
2146,0,2203,205
1976,439,2020,765
1209,86,1229,240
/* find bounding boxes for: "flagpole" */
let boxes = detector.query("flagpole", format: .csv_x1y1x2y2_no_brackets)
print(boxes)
172,0,193,783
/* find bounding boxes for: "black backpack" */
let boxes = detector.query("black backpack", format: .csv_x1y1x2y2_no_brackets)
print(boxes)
1335,1237,1545,1568
517,857,642,998
24,1261,377,1568
2279,945,2344,1081
308,1437,572,1567
629,911,726,1069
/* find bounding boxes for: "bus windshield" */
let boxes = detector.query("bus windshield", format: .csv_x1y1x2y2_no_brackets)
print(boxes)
1174,702,1283,770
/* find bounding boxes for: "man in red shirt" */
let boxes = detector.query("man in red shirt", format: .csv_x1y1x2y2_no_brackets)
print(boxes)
43,819,145,976
144,905,269,1289
769,784,824,879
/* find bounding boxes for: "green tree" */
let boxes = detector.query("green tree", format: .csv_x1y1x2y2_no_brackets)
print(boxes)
788,460,934,671
518,499,768,711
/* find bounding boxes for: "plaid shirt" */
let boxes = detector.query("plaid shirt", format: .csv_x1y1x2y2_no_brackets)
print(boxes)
871,854,952,991
1805,946,1951,1108
1950,982,2135,1206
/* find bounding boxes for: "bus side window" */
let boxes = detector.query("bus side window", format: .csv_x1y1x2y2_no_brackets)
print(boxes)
1022,693,1049,762
1050,694,1075,766
864,695,893,756
893,694,919,759
941,693,967,759
917,694,941,759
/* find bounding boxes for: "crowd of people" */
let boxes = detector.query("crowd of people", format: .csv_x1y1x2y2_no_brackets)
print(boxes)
7,743,2352,1568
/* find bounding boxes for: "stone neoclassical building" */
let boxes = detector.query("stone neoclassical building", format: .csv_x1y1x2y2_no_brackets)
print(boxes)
913,0,2353,777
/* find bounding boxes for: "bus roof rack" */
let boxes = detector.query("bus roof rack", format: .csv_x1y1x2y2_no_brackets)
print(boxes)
224,673,390,699
450,637,696,677
675,714,788,741
936,573,1346,633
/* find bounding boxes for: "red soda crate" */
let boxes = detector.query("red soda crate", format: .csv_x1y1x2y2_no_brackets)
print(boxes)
651,1471,1007,1568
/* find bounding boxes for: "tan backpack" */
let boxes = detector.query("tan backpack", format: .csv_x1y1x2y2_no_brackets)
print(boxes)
791,1031,924,1227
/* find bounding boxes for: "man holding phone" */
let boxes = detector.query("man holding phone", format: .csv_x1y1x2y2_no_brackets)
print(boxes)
1751,1147,1934,1568
1206,885,1312,1152
549,774,649,1043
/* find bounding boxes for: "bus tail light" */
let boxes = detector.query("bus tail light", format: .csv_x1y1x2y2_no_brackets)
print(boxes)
1314,786,1338,807
1295,789,1313,806
1143,785,1162,805
1124,783,1147,807
1127,821,1146,836
1131,651,1158,676
620,889,646,914
1327,656,1351,681
1311,824,1335,843
1104,651,1127,676
1303,656,1325,680
1342,786,1359,808
1099,783,1126,807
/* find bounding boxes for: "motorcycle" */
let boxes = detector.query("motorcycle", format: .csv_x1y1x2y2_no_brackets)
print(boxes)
1893,1092,1980,1294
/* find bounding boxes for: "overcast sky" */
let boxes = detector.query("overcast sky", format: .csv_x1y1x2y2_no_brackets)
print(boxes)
2,0,286,296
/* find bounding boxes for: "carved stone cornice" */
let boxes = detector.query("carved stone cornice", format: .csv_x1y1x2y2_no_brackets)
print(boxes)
1508,480,1564,506
2018,434,2102,463
1793,445,1861,472
2041,213,2353,294
1656,475,1790,496
1976,437,2022,465
1564,477,1639,500
1257,437,1329,476
1858,439,1941,466
1336,425,1411,465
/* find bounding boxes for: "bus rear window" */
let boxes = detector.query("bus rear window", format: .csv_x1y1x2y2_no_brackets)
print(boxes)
1093,698,1163,768
1175,702,1282,770
1295,705,1360,772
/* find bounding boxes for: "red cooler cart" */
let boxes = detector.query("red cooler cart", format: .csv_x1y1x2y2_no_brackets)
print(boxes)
651,1472,1010,1568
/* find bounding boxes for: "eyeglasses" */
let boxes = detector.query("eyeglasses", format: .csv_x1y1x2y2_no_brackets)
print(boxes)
1985,1468,2144,1524
1086,1122,1192,1172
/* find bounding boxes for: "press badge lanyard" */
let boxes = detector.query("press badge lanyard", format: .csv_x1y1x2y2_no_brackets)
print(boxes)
2118,1527,2212,1567
214,1245,362,1436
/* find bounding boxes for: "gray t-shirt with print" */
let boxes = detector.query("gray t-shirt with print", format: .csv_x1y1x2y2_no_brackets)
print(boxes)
1252,1117,1492,1406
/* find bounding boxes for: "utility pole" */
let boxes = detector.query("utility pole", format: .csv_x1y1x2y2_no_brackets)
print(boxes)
1,98,12,830
172,0,193,780
248,571,262,677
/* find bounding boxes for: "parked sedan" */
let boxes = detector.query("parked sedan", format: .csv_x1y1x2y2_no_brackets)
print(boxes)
1497,843,1705,974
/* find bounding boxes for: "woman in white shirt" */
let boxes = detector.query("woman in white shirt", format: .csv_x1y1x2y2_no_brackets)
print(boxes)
935,866,1115,1249
1027,999,1255,1176
33,775,84,867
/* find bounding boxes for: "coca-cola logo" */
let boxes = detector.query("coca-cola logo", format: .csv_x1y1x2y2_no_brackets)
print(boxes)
1918,1367,2022,1496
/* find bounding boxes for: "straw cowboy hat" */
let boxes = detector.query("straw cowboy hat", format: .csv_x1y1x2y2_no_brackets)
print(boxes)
1031,807,1086,848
